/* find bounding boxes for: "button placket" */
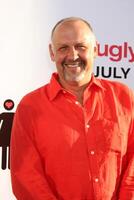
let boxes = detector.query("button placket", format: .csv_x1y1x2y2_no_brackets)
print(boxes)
89,151,100,196
94,178,99,183
86,122,101,197
75,101,79,105
86,124,90,129
90,150,95,155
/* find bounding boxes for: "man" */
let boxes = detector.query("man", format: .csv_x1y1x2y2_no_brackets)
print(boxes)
10,17,134,200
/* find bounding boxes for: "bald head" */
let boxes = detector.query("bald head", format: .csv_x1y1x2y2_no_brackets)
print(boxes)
51,17,94,41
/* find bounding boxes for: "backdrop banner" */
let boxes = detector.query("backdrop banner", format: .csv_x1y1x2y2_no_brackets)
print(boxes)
0,0,134,199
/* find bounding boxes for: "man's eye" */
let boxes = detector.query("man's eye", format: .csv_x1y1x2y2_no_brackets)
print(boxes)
59,46,67,51
77,46,86,50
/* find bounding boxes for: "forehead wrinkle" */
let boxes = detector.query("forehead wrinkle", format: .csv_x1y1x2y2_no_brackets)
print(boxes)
53,36,96,49
54,41,90,46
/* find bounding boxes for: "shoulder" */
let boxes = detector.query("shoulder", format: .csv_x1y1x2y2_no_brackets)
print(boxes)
99,78,133,96
18,83,49,109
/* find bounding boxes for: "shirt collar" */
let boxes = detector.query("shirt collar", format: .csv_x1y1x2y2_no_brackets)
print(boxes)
48,73,63,101
88,74,105,91
48,72,105,101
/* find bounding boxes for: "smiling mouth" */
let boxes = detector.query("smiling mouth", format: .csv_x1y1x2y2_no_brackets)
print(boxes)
63,62,84,68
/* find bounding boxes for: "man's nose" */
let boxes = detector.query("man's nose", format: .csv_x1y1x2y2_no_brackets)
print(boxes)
67,47,79,60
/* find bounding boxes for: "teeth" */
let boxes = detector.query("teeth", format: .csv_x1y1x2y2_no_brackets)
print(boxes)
64,63,81,68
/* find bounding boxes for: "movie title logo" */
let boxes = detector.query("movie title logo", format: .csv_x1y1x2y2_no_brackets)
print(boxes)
94,42,133,79
97,42,134,62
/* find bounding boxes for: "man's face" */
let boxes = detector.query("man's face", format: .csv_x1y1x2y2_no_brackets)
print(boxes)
49,20,97,87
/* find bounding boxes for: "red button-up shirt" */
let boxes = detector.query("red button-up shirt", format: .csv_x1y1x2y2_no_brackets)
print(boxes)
10,73,134,200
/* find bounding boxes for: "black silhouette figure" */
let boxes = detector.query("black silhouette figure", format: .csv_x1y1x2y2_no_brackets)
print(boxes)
0,99,15,170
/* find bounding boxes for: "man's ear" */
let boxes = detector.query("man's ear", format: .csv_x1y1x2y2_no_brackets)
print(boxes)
49,44,55,61
94,41,98,58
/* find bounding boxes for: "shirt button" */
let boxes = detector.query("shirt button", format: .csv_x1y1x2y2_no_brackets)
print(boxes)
90,151,95,155
94,178,99,182
75,101,79,105
86,124,90,128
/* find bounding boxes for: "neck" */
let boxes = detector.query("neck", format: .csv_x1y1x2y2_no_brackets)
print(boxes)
59,79,90,105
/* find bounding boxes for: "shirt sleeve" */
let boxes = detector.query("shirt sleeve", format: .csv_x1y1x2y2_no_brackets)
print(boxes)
10,102,57,200
119,90,134,199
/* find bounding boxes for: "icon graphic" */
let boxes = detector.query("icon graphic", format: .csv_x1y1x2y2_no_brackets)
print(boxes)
0,99,15,170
